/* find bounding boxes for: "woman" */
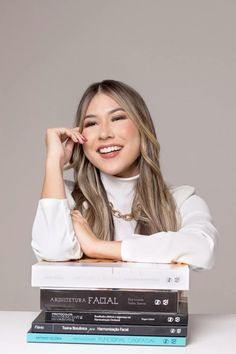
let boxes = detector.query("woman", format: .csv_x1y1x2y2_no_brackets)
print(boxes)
32,79,218,269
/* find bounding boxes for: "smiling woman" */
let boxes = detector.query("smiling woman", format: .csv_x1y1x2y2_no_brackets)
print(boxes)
31,79,218,269
81,94,141,178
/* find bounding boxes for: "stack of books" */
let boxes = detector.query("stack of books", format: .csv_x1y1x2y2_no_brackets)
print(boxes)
27,259,189,346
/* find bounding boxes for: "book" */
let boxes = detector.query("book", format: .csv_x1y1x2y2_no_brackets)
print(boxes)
40,288,179,313
32,258,189,290
27,330,187,346
31,311,187,336
44,300,188,325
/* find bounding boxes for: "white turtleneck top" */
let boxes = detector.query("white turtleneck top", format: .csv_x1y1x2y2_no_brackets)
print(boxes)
31,172,218,269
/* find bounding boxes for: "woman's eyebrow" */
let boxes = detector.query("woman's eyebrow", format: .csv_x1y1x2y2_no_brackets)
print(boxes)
84,108,125,120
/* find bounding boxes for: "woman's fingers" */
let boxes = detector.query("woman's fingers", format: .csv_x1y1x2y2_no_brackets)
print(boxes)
71,210,80,215
68,129,87,144
71,210,88,224
72,127,87,139
55,128,87,144
65,129,81,143
71,210,83,218
75,132,87,143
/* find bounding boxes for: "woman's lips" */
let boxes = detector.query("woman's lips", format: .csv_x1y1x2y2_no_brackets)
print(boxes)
98,149,122,159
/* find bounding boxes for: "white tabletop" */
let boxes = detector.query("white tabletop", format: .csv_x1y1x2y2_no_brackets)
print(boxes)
0,311,235,353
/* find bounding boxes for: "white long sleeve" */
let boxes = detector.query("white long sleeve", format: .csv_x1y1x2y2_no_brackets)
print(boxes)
31,181,83,261
100,172,218,270
121,194,218,270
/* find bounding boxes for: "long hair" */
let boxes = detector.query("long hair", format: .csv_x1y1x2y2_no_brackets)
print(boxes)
64,79,179,240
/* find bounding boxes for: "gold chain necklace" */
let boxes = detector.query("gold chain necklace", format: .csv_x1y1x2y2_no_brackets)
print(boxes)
108,202,134,221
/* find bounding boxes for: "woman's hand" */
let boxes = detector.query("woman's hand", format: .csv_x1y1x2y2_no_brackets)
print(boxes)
71,210,100,258
71,210,122,260
45,127,87,168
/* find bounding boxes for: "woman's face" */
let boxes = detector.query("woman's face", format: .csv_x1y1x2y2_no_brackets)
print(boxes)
81,93,141,177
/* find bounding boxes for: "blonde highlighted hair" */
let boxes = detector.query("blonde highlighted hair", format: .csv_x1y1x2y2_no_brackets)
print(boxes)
64,80,179,240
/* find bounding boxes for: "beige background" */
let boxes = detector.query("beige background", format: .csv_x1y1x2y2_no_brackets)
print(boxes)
0,0,235,313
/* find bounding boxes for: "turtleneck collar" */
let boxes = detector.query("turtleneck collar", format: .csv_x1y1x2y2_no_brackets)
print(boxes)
100,171,139,213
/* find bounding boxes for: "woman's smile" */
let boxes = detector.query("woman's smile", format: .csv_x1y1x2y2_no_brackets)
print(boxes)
96,144,123,158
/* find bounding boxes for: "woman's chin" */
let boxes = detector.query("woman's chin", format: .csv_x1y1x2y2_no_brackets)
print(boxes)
98,167,123,176
97,166,138,178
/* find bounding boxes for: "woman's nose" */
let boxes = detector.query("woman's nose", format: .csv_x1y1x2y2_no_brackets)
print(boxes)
99,122,115,139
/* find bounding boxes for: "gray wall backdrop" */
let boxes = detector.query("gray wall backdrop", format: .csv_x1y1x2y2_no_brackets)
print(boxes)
1,0,235,313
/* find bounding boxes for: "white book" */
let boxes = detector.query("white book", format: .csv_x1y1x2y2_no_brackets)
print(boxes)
32,259,189,290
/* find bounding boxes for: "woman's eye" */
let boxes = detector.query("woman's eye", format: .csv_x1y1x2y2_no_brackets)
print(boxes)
84,122,96,128
112,115,127,122
83,115,127,128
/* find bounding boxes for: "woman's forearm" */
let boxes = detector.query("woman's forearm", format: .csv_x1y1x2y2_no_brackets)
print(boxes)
40,157,66,199
92,240,122,260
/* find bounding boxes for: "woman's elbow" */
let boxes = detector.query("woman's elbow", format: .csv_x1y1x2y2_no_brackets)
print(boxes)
32,244,83,262
31,232,83,262
190,233,217,271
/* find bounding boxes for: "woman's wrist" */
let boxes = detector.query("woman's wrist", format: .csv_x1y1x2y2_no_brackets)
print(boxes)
91,240,122,260
41,157,66,199
46,155,64,170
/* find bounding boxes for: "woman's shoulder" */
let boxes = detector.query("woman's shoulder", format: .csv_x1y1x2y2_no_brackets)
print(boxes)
168,184,195,209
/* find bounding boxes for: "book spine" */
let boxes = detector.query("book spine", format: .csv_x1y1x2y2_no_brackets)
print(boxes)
32,264,189,290
45,309,188,326
40,289,179,313
27,331,187,346
31,322,187,336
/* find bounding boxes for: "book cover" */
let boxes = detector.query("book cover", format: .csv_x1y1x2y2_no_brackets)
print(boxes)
44,300,188,325
27,330,187,346
32,258,189,290
40,288,179,313
31,311,187,336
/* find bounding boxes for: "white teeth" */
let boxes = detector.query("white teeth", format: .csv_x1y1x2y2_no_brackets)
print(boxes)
98,146,122,154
